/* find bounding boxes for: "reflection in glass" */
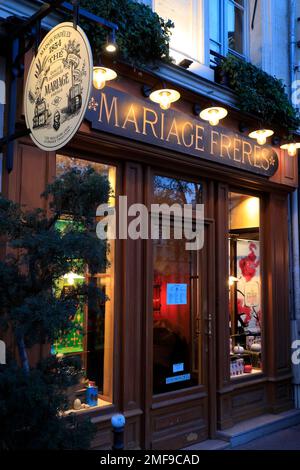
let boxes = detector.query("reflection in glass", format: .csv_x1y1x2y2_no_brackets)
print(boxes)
227,0,244,54
54,155,116,405
152,176,202,394
210,0,221,44
153,175,202,208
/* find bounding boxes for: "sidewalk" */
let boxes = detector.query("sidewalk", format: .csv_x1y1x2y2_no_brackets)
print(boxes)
184,411,300,450
232,424,300,450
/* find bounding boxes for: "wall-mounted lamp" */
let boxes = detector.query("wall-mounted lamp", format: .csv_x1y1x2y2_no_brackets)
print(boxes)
105,30,117,53
142,84,180,110
248,129,274,145
93,65,117,90
150,89,180,110
280,142,300,156
198,106,228,126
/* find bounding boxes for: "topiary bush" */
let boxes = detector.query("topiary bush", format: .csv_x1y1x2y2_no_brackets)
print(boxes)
80,0,174,66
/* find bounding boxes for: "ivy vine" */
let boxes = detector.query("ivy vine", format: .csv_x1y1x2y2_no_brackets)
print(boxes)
218,55,300,133
79,2,298,133
79,0,174,66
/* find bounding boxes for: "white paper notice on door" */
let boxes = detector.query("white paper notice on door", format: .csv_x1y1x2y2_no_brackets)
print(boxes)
166,283,187,305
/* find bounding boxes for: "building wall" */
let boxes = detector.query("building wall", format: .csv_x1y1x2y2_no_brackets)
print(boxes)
139,0,291,86
0,57,5,192
259,0,290,85
0,0,294,88
0,0,299,415
294,0,300,103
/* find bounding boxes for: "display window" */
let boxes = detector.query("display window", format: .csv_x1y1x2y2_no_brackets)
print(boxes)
152,175,203,394
228,191,262,379
53,155,116,410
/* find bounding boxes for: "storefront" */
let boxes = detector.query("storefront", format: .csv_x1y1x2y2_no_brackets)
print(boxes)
3,56,298,449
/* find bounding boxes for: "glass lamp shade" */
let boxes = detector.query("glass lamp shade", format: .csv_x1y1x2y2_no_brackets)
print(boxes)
280,142,300,156
248,129,274,145
200,106,228,126
93,66,117,90
149,88,180,110
105,43,117,53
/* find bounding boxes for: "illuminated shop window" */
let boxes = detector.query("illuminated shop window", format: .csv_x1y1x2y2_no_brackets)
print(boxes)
153,0,204,68
54,155,116,409
228,191,262,379
152,176,202,394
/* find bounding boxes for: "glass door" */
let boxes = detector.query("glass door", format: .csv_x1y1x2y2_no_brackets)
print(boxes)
151,175,204,395
147,174,213,449
153,233,202,394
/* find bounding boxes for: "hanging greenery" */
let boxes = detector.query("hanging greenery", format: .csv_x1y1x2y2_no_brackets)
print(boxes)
79,0,174,66
218,55,300,133
80,2,298,133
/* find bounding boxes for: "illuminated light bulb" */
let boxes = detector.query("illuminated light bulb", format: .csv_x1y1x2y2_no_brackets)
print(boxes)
248,129,274,145
280,142,300,156
208,109,220,126
199,106,228,126
93,66,117,90
149,88,180,110
257,133,267,146
288,143,297,156
105,43,117,53
105,31,117,53
159,91,171,110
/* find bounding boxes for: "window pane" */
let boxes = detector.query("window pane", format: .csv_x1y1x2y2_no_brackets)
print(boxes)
227,1,244,54
153,175,202,207
54,155,116,407
210,0,221,43
228,192,262,379
154,0,197,60
152,176,202,395
210,41,221,53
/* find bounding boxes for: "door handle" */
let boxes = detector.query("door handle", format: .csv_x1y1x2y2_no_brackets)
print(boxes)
206,313,213,337
195,317,201,336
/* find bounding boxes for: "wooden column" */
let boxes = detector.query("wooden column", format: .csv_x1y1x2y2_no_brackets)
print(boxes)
264,192,293,412
121,161,144,449
215,182,234,429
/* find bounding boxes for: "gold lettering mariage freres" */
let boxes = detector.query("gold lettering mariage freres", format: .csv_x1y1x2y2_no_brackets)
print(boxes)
85,87,279,177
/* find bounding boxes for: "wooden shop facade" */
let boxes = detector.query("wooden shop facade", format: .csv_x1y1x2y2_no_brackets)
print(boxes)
2,55,298,450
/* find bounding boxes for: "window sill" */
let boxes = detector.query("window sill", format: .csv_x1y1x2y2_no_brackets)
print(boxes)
145,61,238,109
64,398,112,416
230,369,263,381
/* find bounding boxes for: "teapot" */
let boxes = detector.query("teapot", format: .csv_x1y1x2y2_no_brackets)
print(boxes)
233,343,244,354
251,341,261,352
